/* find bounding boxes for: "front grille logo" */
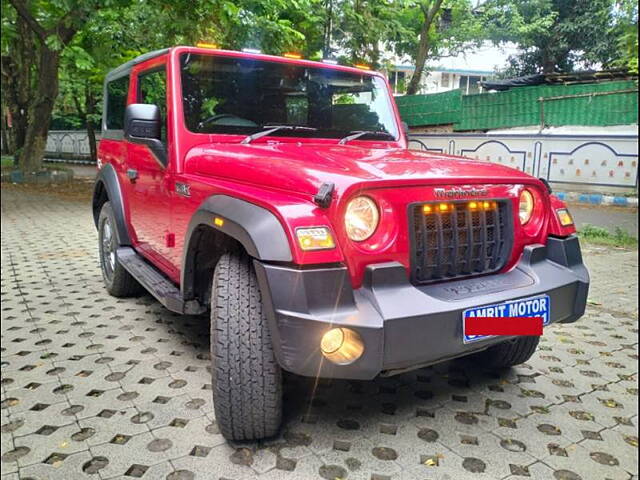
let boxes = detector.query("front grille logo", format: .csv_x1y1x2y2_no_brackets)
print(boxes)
434,187,488,199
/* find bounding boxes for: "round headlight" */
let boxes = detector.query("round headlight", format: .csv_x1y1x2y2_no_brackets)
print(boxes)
345,196,379,241
519,189,535,224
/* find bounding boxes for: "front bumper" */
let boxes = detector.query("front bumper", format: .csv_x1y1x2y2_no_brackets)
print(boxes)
254,235,589,380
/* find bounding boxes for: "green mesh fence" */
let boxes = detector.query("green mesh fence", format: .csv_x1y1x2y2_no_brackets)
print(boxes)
396,80,638,131
395,89,462,127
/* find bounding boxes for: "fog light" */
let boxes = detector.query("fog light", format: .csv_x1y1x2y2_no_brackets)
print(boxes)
556,208,574,226
320,328,364,365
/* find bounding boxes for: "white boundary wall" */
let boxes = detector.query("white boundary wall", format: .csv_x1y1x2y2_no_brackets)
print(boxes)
46,129,638,192
45,130,101,157
409,128,638,193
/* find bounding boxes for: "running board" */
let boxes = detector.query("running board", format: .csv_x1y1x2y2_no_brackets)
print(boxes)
117,247,206,315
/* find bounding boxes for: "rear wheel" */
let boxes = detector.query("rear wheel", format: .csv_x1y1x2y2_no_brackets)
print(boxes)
478,336,540,368
210,251,283,441
98,202,141,297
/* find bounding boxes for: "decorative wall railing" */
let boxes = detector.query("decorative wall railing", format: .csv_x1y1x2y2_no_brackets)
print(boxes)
409,132,638,191
44,130,638,190
45,130,100,161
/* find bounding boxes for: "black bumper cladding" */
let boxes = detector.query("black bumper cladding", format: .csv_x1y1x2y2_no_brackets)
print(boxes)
254,235,589,380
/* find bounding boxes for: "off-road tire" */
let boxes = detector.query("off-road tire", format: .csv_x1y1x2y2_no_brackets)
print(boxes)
98,202,141,297
479,336,540,368
210,251,283,441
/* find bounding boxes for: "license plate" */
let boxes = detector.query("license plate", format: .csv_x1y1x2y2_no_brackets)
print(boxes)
462,295,550,344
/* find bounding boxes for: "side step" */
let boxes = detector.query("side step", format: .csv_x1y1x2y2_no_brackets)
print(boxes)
117,247,206,315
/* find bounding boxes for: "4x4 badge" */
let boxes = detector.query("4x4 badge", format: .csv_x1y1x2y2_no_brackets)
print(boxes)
175,182,191,197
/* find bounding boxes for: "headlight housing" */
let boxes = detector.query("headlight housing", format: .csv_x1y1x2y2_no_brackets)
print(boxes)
519,189,535,225
345,196,379,241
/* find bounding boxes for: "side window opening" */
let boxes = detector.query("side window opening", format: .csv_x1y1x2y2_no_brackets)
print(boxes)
105,75,129,130
138,68,167,143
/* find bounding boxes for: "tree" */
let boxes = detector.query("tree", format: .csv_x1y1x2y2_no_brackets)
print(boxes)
1,3,36,161
482,0,625,75
611,0,638,73
394,0,483,95
52,0,319,162
332,0,411,67
404,0,444,94
4,0,131,174
56,4,161,163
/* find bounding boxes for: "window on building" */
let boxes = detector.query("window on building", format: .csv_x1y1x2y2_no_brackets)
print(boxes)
458,75,483,94
105,75,129,130
388,70,407,94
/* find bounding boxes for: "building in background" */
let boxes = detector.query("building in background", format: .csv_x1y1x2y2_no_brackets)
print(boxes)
388,65,493,95
386,42,518,95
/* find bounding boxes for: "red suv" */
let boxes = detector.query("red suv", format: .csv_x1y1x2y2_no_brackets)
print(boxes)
93,46,589,441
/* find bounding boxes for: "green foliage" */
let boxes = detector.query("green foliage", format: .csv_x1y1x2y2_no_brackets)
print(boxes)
393,0,483,63
482,0,638,75
612,0,639,73
579,223,638,248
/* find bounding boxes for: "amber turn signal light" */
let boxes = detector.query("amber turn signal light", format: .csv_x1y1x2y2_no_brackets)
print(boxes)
556,208,574,226
423,201,496,215
296,227,335,251
196,42,219,49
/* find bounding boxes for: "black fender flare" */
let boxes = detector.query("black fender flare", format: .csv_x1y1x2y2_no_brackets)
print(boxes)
92,164,131,245
181,195,293,298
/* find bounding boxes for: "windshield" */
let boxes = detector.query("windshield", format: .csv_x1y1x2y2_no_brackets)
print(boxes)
179,53,399,140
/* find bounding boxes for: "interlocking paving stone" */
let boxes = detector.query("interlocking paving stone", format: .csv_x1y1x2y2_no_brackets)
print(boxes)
1,187,638,479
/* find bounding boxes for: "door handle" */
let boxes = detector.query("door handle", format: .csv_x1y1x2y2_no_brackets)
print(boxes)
127,169,138,182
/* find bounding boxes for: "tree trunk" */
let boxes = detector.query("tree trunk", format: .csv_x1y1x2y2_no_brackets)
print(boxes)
406,40,430,95
85,86,98,163
406,0,445,95
1,107,11,155
72,83,98,163
87,121,97,163
19,48,60,174
0,16,35,159
322,0,333,58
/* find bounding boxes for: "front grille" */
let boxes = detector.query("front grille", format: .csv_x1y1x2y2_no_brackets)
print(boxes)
410,200,512,284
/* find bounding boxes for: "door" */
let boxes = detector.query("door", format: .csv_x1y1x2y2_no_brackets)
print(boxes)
126,65,175,273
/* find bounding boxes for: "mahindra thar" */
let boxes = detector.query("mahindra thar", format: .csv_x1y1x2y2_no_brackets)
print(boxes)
93,46,589,441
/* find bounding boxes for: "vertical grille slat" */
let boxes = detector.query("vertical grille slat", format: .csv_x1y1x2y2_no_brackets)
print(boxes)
465,208,474,274
491,207,502,269
411,200,512,284
479,209,488,271
435,213,445,278
450,208,459,277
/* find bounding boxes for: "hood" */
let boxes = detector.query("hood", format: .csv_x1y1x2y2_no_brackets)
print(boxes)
184,142,539,197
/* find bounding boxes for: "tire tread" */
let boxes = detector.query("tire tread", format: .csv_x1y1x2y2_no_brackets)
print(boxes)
211,251,282,441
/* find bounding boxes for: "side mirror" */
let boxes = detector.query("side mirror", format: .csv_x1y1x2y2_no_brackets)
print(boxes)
124,103,167,167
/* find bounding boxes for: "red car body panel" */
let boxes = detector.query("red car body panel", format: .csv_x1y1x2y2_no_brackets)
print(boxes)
98,46,576,289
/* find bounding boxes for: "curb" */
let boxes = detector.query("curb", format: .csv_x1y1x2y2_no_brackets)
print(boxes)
555,191,638,207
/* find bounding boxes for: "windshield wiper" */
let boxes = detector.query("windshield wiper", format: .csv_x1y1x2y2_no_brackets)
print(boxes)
338,130,395,145
241,125,318,144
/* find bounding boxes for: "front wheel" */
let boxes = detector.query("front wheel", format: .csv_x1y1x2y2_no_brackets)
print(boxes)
98,202,141,297
210,251,283,441
477,336,540,368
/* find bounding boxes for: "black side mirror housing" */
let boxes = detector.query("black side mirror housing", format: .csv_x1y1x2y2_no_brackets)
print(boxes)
124,103,167,167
